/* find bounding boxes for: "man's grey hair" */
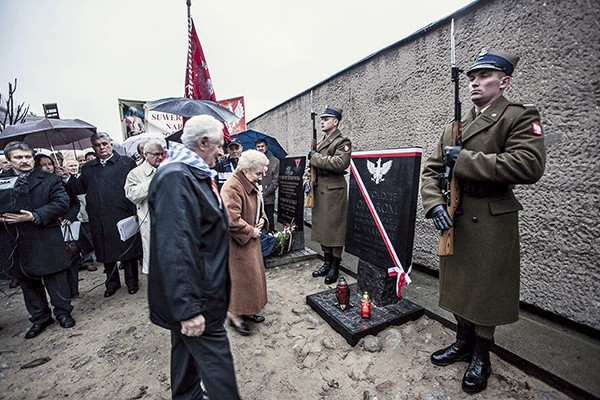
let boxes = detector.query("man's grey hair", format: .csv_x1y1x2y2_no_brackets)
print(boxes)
181,115,223,150
237,149,268,171
143,140,165,154
91,131,112,144
3,141,33,160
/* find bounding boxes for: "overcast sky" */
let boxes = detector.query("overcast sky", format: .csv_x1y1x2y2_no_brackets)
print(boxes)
1,0,474,141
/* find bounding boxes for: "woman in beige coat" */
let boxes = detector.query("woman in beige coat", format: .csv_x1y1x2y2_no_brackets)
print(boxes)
221,149,269,336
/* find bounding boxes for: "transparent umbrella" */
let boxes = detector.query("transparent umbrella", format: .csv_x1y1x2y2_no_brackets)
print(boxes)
146,97,239,125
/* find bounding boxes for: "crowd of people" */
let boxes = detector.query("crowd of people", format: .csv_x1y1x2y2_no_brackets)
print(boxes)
0,47,547,398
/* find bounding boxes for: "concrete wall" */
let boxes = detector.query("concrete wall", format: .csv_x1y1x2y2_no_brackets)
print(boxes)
248,0,600,330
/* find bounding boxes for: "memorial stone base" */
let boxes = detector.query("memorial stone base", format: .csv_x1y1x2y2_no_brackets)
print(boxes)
290,230,305,252
357,259,401,307
306,283,424,346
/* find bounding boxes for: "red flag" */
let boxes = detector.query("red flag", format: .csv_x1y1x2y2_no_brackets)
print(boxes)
185,17,216,101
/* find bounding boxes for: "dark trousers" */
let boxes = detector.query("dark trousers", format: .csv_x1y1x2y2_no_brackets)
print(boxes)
78,222,95,264
170,326,240,400
103,258,138,292
264,203,275,232
455,314,496,339
19,270,73,324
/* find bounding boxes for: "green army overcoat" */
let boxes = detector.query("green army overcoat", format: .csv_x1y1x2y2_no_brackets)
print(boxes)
421,96,546,326
305,129,352,247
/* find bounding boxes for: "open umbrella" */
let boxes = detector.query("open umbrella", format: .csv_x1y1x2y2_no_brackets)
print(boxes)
147,97,239,125
122,133,167,158
0,118,97,149
233,129,287,159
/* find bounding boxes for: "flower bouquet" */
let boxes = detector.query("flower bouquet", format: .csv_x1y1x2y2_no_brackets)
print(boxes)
272,221,296,256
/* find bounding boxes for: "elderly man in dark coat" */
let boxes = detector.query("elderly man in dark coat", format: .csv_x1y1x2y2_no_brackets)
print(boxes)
0,141,75,339
421,49,546,394
303,106,352,285
148,115,240,400
67,132,142,298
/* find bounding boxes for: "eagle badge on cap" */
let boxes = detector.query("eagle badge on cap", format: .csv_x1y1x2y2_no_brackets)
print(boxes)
478,47,489,56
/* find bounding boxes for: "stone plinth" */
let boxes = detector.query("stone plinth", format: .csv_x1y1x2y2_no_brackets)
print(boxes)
306,283,424,346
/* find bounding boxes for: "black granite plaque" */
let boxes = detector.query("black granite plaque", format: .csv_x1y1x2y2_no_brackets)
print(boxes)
277,156,305,231
345,148,422,271
306,283,424,346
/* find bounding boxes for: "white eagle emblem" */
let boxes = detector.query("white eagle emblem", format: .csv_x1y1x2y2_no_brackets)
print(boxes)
367,158,393,185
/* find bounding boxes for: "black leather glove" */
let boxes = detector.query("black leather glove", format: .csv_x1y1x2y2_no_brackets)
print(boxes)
307,150,316,160
443,145,462,169
430,204,453,231
303,181,311,194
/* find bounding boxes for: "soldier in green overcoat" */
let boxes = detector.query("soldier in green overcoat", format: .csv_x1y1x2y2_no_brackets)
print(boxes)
304,106,352,284
421,49,546,394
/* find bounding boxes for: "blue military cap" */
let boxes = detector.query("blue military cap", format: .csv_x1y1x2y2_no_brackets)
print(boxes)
321,106,342,121
466,48,520,76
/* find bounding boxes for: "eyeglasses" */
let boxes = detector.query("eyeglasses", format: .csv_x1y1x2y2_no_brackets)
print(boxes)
147,152,164,157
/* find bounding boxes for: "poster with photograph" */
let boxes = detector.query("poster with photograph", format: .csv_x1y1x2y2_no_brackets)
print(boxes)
118,99,147,140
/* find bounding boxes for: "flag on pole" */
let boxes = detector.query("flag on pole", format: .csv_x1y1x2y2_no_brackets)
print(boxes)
185,16,216,101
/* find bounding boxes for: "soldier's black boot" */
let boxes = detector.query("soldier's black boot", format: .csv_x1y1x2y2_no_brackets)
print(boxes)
430,323,475,366
324,257,341,284
462,336,493,394
312,252,332,278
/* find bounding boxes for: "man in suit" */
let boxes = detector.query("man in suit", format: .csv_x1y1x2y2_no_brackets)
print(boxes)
255,138,279,232
148,115,240,400
421,48,546,393
67,132,142,298
303,106,352,284
0,141,75,338
125,141,164,274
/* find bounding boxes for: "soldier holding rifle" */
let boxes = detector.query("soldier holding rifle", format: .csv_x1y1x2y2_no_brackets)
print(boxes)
421,48,546,393
303,106,352,285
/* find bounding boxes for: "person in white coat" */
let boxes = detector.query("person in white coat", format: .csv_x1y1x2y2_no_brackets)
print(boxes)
124,141,164,274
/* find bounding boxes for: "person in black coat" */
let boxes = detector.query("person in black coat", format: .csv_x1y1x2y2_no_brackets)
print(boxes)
0,141,75,339
34,153,82,297
66,132,142,298
148,115,240,400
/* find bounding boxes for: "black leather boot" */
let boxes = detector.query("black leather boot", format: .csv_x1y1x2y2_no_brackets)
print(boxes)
430,323,475,366
324,257,341,284
312,252,332,277
462,336,493,394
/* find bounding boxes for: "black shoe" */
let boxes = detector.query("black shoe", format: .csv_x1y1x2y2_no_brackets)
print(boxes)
24,318,54,339
431,340,474,366
312,253,332,277
324,257,341,284
127,287,138,295
104,288,119,298
462,337,493,394
243,314,265,323
57,314,76,329
9,279,20,288
431,322,476,366
229,320,251,336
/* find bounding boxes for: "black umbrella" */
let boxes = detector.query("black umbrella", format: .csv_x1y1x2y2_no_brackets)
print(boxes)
233,130,287,159
0,118,97,149
147,97,239,125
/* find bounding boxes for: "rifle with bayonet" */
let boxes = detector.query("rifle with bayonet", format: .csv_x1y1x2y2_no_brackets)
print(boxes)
438,19,462,256
304,90,317,208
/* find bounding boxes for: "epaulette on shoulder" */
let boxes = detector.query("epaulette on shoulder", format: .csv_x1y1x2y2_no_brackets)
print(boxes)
510,101,538,109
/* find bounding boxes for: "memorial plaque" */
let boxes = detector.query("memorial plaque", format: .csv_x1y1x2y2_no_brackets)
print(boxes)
345,148,422,273
277,156,305,232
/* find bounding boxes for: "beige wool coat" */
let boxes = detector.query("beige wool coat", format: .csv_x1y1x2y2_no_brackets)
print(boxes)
221,169,268,315
421,96,546,326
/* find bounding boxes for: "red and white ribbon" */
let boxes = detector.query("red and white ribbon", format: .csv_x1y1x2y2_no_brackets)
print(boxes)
350,159,411,297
